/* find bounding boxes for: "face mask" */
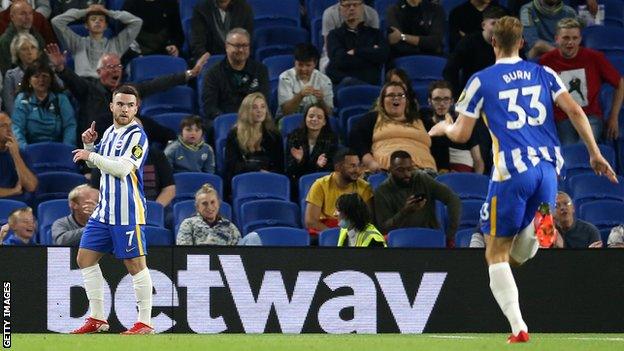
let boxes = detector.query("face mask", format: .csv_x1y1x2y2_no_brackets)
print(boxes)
338,219,350,229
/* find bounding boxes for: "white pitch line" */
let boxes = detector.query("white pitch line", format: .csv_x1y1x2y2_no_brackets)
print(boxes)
420,335,624,342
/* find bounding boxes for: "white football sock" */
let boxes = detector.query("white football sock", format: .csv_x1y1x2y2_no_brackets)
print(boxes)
489,262,528,335
132,267,153,326
510,223,539,265
81,264,105,321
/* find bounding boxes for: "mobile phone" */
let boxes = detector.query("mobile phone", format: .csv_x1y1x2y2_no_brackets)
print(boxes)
413,192,425,202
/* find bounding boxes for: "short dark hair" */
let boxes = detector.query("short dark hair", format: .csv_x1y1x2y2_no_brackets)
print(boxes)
112,84,141,102
294,43,320,63
334,147,358,164
389,150,411,163
428,80,453,98
179,115,203,132
482,6,507,20
336,193,370,232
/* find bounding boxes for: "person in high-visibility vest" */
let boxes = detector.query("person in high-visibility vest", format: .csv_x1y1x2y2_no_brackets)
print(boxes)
335,193,386,247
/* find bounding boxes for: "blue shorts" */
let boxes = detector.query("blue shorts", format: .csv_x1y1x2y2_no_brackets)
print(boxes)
480,162,557,238
80,218,148,259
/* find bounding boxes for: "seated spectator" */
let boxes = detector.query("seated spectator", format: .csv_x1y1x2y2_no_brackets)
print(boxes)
285,103,339,186
470,223,564,247
607,225,624,248
520,0,576,59
336,193,386,247
224,92,283,179
50,0,105,17
305,148,373,235
540,18,623,145
51,184,99,246
554,191,602,248
350,82,435,173
1,0,50,18
448,0,506,51
277,43,333,118
122,0,184,57
51,4,143,78
0,206,36,245
374,150,461,244
164,115,215,174
421,80,485,174
386,0,445,59
177,183,241,245
11,61,76,148
385,68,419,112
201,27,269,121
190,0,253,64
326,0,389,88
0,112,38,199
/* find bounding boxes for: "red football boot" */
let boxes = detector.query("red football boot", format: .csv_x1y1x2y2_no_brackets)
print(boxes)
535,203,557,248
70,317,109,334
121,322,154,335
507,330,530,343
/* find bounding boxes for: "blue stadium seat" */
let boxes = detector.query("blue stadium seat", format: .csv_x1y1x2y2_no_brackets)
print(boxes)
181,17,192,56
232,172,291,225
603,0,624,27
173,200,232,235
150,112,189,134
583,25,624,55
173,172,223,203
279,113,303,138
263,55,294,82
306,0,336,22
140,86,196,116
367,172,388,190
578,200,624,230
144,226,174,246
240,199,300,234
178,0,200,21
374,0,398,17
567,173,624,207
338,105,371,136
106,0,125,11
248,0,300,28
197,54,226,117
213,113,238,144
146,201,164,228
347,113,368,146
37,199,70,245
254,226,310,246
458,199,483,231
25,142,78,174
319,227,340,246
298,171,330,227
606,52,624,75
455,228,475,248
34,172,87,208
310,16,324,51
562,143,616,178
0,199,27,225
215,137,227,176
129,55,187,83
253,26,309,61
393,55,447,91
335,85,380,110
435,173,489,200
387,227,446,248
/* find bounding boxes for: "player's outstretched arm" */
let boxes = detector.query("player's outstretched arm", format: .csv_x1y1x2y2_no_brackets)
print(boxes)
428,114,476,144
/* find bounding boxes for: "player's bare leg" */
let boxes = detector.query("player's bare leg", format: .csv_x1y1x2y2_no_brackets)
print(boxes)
71,249,108,334
121,256,154,335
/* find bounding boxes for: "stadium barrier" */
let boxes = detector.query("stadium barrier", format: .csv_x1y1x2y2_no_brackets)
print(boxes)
2,247,623,333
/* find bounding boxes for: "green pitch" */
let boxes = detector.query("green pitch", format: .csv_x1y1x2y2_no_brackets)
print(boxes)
11,334,624,351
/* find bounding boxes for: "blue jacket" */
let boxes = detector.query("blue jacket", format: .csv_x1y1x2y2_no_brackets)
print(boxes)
164,138,216,173
11,92,77,148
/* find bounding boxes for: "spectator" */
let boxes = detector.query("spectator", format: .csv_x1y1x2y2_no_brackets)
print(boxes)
607,225,624,248
336,192,386,247
540,18,623,145
520,0,576,59
50,0,105,17
224,92,283,179
305,148,373,235
177,183,241,245
51,184,99,246
277,43,333,118
0,206,36,245
554,191,602,248
11,61,76,148
374,150,461,243
0,112,38,199
1,0,49,18
51,4,143,78
448,0,506,51
190,0,253,64
0,0,56,46
350,82,435,173
0,1,50,74
122,0,184,57
46,44,209,145
164,115,216,174
385,68,419,112
201,27,269,122
285,103,339,186
326,0,389,88
386,0,445,59
421,80,485,174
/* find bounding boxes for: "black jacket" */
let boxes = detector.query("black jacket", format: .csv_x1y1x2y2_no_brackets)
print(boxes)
224,127,284,180
443,31,495,98
386,0,445,58
285,127,339,181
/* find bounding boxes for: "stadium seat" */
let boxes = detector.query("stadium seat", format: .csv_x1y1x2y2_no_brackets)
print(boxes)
178,0,200,21
347,113,368,146
374,0,398,17
150,112,188,134
197,54,226,117
24,142,78,174
248,0,300,28
146,201,164,228
367,172,388,190
263,55,294,82
562,143,616,178
603,0,624,27
310,16,324,51
129,55,187,83
213,113,238,144
435,173,489,200
298,171,329,226
253,226,310,246
335,85,381,110
338,105,371,136
606,53,624,75
173,200,232,235
0,199,27,225
566,173,624,207
231,173,291,225
319,227,340,246
37,199,70,245
455,228,475,248
387,227,446,248
279,113,303,140
393,55,447,91
583,26,624,55
240,199,300,234
458,200,483,231
578,200,624,230
173,172,224,203
253,26,309,61
306,0,336,23
215,138,227,176
33,172,87,207
144,226,174,246
106,0,125,10
140,86,196,116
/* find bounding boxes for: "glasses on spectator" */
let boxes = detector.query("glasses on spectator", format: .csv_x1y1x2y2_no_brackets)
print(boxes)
103,64,123,70
384,93,406,99
431,97,452,103
227,42,250,49
555,201,572,208
340,1,363,8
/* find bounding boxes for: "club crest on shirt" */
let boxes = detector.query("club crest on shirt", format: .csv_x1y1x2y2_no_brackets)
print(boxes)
115,139,124,150
132,144,143,159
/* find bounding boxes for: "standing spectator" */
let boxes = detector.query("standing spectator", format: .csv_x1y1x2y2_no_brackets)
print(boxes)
277,43,333,118
11,62,76,148
374,150,461,243
448,0,506,51
1,0,50,18
540,18,623,144
201,28,269,121
0,112,38,199
386,0,445,59
190,0,253,64
0,1,49,74
176,183,241,245
554,191,602,248
336,193,386,247
51,4,143,78
0,207,36,245
224,92,283,179
51,184,99,246
520,0,576,59
123,0,184,57
164,115,216,174
326,0,389,88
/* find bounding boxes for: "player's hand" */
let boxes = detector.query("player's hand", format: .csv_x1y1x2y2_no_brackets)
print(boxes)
589,154,618,183
82,121,98,144
428,120,451,137
72,149,92,163
165,45,179,57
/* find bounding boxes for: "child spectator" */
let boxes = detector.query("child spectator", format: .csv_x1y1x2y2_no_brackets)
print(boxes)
164,115,215,174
